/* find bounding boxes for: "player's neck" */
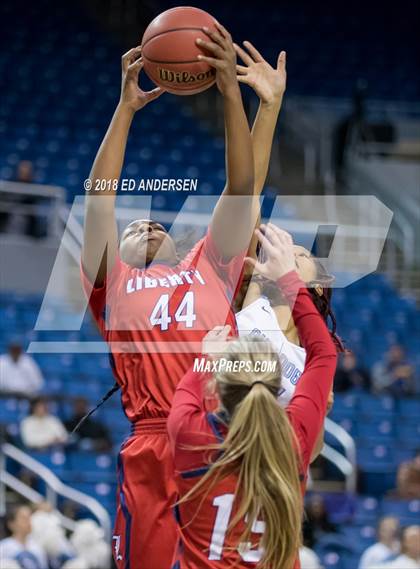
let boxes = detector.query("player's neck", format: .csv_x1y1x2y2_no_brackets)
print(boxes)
13,532,28,545
273,305,300,346
241,280,262,310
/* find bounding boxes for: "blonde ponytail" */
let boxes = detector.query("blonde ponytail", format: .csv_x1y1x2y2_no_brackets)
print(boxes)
182,337,303,569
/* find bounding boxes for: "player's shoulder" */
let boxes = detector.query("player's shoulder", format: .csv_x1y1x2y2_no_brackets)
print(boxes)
177,236,207,269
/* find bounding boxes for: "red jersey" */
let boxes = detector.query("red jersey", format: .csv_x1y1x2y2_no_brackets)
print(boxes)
81,230,244,422
167,271,338,569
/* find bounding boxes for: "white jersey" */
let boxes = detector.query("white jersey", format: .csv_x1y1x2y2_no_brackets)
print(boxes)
236,296,306,405
0,537,47,569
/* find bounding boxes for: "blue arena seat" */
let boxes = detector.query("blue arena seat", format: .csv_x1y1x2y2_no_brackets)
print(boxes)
381,499,420,521
353,496,380,524
398,399,420,417
67,451,115,473
316,534,357,569
332,393,359,414
340,525,376,553
64,480,116,514
396,419,420,440
358,395,395,416
357,419,395,441
28,449,67,476
0,398,29,423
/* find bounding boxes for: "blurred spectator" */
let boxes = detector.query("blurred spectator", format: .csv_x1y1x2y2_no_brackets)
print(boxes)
333,80,370,179
396,450,420,499
371,526,420,568
15,161,34,184
372,345,415,397
359,516,400,569
31,502,74,569
302,495,337,548
0,161,33,233
65,397,112,452
62,520,110,569
20,397,68,449
0,342,44,395
14,160,46,239
334,352,371,392
299,545,323,568
0,557,20,569
0,504,48,568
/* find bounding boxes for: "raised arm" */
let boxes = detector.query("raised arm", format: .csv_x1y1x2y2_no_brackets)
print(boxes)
236,43,286,200
236,45,287,288
247,225,337,460
81,47,163,286
197,23,256,259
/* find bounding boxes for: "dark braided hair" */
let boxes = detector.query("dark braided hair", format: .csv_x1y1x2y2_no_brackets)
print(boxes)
306,257,345,352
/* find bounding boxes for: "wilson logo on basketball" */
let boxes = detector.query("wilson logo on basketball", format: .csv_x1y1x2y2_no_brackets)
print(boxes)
158,68,215,84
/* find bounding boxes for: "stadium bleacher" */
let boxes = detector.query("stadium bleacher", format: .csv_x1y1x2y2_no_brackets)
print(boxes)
1,0,419,203
155,0,420,102
1,269,419,520
1,0,419,566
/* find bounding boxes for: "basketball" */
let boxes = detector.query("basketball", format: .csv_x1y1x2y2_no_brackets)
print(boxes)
141,6,218,95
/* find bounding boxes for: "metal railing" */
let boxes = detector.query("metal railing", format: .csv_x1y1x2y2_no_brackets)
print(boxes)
322,418,358,493
0,443,111,541
0,180,66,238
346,154,417,269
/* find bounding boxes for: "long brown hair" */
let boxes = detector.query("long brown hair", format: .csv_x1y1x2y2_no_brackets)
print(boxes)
181,337,302,569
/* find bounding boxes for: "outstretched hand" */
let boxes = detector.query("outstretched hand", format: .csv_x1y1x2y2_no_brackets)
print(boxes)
202,325,231,358
120,46,164,112
245,224,296,281
234,42,286,105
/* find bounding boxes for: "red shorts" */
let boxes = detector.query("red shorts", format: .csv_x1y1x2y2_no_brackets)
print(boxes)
113,418,178,569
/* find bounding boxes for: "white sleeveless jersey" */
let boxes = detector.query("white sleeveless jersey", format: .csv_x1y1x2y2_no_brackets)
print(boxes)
236,296,306,405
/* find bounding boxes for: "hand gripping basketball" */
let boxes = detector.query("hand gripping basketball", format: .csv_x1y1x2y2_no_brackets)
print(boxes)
120,46,164,112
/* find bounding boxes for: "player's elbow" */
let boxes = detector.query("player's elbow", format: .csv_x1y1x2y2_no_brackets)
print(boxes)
319,336,339,360
310,350,338,372
322,351,338,369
